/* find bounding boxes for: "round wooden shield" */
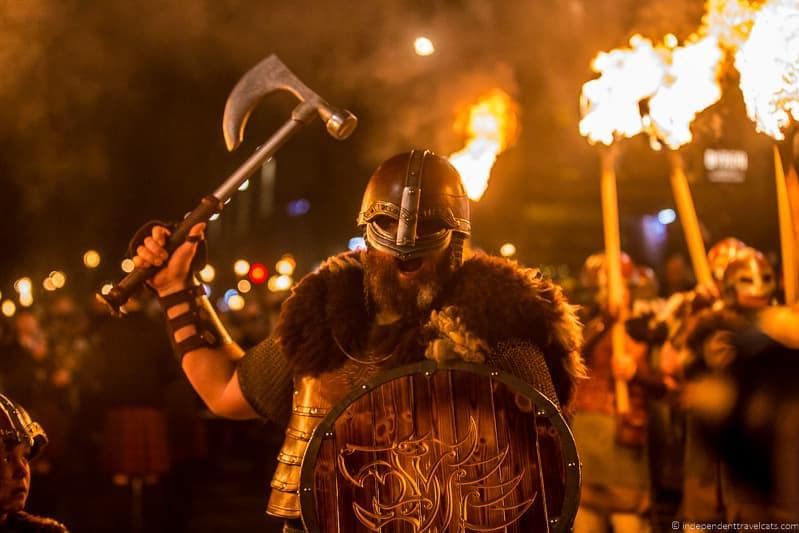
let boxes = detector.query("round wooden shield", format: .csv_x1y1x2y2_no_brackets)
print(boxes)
300,359,580,532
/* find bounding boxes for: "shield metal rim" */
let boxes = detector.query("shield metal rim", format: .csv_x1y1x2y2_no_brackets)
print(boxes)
299,359,581,533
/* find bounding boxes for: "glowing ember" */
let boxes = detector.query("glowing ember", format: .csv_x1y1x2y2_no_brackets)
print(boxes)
647,35,724,149
579,35,667,146
448,89,519,201
735,0,799,140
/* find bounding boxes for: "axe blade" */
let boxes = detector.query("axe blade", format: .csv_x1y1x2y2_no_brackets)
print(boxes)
223,54,355,151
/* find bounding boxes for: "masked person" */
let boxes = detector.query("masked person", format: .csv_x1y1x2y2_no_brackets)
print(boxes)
0,394,68,532
132,150,585,531
680,246,779,523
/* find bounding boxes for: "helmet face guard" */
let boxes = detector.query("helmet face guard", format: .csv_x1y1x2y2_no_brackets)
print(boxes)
357,150,470,262
722,248,776,310
0,394,48,460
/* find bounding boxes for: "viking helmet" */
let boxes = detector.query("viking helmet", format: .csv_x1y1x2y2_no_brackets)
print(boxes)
357,150,471,262
0,395,47,460
580,251,635,289
722,247,776,310
708,238,748,285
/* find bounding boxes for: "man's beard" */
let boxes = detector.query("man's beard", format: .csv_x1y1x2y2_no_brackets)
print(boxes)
363,248,452,320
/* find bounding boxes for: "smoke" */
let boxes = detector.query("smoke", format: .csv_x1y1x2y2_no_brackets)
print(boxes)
0,0,710,271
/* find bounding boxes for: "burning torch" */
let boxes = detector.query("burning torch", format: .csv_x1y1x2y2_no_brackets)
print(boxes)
735,0,799,304
645,34,724,289
579,35,667,413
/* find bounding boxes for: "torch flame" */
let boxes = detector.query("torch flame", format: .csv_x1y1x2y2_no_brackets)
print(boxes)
735,0,799,140
702,0,765,49
647,35,724,149
448,89,519,201
579,35,667,145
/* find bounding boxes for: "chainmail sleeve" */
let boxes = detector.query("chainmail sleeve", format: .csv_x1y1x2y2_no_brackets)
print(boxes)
489,339,560,409
237,336,293,427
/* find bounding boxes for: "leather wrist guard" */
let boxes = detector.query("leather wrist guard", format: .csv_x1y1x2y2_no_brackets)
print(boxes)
158,285,228,362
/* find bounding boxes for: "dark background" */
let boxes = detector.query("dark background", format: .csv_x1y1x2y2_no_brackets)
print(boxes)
0,0,780,294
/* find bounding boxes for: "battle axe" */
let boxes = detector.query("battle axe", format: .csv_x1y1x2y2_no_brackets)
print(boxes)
99,55,357,314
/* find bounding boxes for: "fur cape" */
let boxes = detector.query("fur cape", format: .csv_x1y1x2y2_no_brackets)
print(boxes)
683,306,749,376
275,252,585,407
3,512,68,532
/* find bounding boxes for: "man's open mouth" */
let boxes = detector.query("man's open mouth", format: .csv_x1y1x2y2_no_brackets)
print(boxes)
397,257,423,274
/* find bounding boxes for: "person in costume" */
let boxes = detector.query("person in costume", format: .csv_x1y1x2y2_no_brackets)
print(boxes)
680,246,781,522
572,252,673,533
131,150,586,531
0,394,68,532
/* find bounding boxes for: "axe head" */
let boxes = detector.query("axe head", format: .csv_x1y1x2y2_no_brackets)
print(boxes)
223,55,357,151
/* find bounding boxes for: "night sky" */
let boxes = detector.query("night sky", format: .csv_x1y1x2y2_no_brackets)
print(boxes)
0,0,783,297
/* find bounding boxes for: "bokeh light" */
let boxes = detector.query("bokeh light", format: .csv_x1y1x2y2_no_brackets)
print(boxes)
1,300,16,317
500,243,517,257
50,271,66,289
414,36,435,56
237,279,252,294
83,250,101,268
248,263,268,284
234,259,250,277
199,264,216,283
275,255,296,276
227,294,245,311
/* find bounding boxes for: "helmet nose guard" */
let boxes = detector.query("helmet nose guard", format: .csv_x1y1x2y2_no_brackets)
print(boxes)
357,150,470,261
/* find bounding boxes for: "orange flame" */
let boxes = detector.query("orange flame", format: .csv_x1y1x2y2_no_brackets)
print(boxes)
579,35,667,145
448,89,519,201
735,0,799,140
646,35,724,149
701,0,764,49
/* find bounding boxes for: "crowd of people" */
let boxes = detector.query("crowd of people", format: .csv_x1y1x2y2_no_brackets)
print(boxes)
0,291,286,531
571,239,799,531
0,154,797,532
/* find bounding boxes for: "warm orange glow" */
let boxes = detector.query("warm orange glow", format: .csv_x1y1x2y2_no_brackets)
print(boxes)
267,274,293,292
579,35,666,146
735,0,799,140
702,0,764,50
647,35,723,149
199,264,216,283
1,300,16,317
499,243,516,258
276,255,296,276
83,250,101,269
448,89,519,201
414,37,435,56
228,294,245,311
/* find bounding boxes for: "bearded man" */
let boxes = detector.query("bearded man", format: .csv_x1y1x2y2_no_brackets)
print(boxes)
133,150,585,531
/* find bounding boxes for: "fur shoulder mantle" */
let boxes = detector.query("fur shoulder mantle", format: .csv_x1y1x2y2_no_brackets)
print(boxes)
275,252,585,405
444,254,585,405
5,512,68,533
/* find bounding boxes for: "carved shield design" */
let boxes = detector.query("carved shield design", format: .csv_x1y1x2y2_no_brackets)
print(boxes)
300,360,580,532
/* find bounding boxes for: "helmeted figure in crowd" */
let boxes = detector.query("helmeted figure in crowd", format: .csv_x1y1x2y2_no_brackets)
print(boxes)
133,150,585,531
0,394,68,532
572,252,672,533
652,238,748,353
680,246,782,522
